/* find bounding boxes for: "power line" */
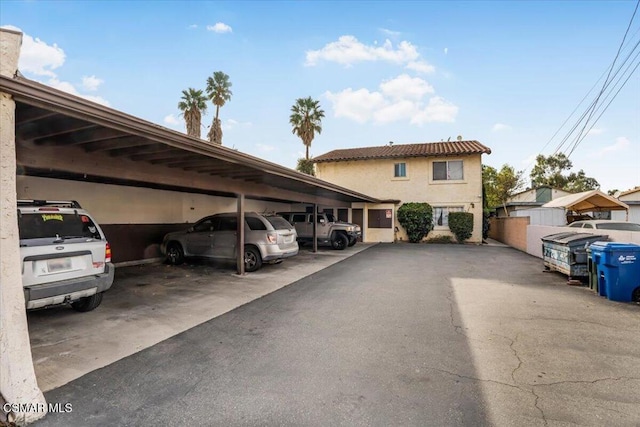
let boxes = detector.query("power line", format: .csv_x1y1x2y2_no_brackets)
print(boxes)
564,0,640,158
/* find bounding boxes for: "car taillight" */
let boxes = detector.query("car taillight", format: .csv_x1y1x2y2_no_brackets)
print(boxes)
105,242,112,263
266,232,277,244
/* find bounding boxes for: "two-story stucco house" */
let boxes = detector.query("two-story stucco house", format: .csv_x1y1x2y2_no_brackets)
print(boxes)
313,140,492,243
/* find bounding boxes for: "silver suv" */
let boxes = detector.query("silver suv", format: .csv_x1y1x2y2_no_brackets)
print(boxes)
161,212,298,272
18,200,114,312
277,212,360,250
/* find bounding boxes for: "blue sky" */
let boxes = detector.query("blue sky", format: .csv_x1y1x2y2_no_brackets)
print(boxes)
2,0,639,193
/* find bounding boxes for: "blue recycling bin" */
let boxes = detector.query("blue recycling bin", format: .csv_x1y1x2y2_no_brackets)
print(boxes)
589,242,640,303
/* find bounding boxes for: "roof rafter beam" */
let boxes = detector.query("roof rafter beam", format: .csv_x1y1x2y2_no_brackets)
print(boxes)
83,136,151,153
108,143,167,157
33,126,130,146
129,150,192,162
20,122,99,142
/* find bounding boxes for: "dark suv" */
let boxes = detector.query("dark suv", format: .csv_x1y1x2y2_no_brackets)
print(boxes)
18,200,114,312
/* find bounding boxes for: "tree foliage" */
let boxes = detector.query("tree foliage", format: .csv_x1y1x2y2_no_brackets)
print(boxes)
289,97,325,160
178,88,207,139
296,158,315,176
483,164,525,214
205,71,232,145
530,153,599,192
448,212,474,243
397,203,434,243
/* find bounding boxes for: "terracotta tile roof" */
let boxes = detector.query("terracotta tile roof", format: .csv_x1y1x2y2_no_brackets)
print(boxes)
312,140,491,163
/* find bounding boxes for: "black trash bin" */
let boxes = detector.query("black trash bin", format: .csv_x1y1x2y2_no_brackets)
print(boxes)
541,232,608,281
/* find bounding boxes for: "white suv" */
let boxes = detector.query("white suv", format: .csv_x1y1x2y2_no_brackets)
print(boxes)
18,200,114,312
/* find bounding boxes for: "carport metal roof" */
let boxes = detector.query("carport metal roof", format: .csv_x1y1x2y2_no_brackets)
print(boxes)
0,75,381,206
542,190,629,213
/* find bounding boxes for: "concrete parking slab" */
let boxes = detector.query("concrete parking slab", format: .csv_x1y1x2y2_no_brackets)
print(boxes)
32,244,640,426
27,244,375,392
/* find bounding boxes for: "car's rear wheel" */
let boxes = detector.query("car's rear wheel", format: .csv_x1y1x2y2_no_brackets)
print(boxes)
331,233,348,250
166,242,185,265
71,292,103,312
244,246,263,272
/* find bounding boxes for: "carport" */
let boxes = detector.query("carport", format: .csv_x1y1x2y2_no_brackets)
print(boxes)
0,29,379,424
542,189,629,219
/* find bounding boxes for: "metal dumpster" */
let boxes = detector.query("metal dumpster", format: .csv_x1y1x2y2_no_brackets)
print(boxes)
541,232,608,280
590,242,640,302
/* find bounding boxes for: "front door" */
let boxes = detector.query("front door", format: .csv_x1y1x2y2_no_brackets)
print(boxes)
352,209,363,242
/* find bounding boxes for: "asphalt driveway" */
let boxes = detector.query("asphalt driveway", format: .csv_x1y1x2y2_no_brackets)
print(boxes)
34,244,640,426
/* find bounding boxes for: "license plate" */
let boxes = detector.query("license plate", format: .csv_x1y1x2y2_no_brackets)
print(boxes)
47,258,72,273
284,235,293,243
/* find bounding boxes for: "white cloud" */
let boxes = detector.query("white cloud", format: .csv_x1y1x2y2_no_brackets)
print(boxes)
47,77,110,106
207,22,232,33
379,74,434,100
164,114,180,126
189,24,198,29
1,26,110,105
2,25,66,77
587,127,605,136
444,47,448,55
406,60,435,74
325,88,386,123
222,118,251,131
325,76,457,125
595,136,630,156
256,143,275,152
379,28,400,37
492,123,512,132
305,36,420,67
82,75,103,91
410,97,458,124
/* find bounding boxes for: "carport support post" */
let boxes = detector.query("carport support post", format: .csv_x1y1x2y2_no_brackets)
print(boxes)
236,193,245,275
0,28,48,424
312,204,318,253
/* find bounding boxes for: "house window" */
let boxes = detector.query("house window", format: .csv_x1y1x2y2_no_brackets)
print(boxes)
433,160,463,180
433,207,464,227
394,163,407,178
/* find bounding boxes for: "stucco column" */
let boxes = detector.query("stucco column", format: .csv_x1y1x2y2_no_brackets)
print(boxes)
0,28,47,425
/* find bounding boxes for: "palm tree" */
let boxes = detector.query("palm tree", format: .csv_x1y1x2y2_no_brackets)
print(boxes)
178,88,207,139
205,71,233,145
289,97,325,160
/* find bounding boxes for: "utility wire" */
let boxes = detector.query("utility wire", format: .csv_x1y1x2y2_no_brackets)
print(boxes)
567,57,640,158
564,0,640,158
560,38,640,156
522,24,640,175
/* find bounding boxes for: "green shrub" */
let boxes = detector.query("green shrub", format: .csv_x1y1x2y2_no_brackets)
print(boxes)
397,203,433,243
449,212,473,243
426,235,454,244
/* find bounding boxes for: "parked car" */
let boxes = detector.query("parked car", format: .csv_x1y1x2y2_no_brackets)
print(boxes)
568,220,640,231
18,200,114,312
161,212,298,272
277,211,360,249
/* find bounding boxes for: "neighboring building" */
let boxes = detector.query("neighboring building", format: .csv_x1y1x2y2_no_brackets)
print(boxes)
313,140,491,243
612,186,640,223
495,186,573,217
